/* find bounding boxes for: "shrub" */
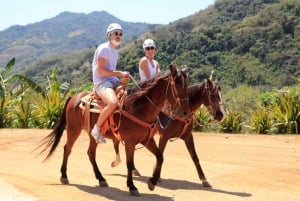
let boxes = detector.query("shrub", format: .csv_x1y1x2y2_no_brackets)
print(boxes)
270,89,300,134
193,106,211,131
219,110,243,133
247,106,273,134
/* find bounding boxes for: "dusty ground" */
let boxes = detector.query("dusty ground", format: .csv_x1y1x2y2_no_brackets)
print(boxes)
0,129,299,201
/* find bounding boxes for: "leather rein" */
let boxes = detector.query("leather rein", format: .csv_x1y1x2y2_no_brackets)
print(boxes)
157,80,218,141
116,74,188,144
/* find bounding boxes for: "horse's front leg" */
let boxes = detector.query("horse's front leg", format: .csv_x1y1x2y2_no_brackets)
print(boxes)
143,138,163,191
125,142,140,196
87,137,108,187
183,132,211,187
156,135,170,180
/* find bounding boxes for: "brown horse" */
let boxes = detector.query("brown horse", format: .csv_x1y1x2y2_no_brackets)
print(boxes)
111,77,226,187
38,64,190,196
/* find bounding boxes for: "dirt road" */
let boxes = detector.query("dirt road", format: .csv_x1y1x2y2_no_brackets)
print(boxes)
0,129,299,201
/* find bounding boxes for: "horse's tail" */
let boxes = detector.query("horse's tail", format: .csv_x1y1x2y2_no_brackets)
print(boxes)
38,97,71,161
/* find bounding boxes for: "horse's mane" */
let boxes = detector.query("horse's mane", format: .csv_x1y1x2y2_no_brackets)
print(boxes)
125,70,170,105
126,70,170,98
188,78,220,111
188,78,218,98
188,81,205,98
187,80,207,111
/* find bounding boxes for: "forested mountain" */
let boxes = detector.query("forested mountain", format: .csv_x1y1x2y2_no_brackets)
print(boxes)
119,0,300,91
4,0,300,91
0,11,161,70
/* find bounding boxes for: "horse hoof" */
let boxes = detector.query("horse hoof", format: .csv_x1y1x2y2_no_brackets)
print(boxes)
60,177,69,184
148,179,155,191
130,189,140,196
202,180,212,187
111,159,121,167
99,180,109,187
132,169,141,177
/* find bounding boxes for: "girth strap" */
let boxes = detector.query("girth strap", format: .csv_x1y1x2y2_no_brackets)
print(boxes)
168,114,193,142
120,110,157,144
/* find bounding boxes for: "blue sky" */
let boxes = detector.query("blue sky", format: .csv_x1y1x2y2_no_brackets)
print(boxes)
0,0,215,31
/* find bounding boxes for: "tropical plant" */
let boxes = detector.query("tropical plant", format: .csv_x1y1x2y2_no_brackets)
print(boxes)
270,89,300,134
0,58,16,127
32,67,70,128
219,110,243,133
247,106,273,134
8,88,36,128
0,57,44,127
193,106,211,131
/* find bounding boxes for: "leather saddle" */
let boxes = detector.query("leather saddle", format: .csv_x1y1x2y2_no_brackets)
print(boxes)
79,78,129,139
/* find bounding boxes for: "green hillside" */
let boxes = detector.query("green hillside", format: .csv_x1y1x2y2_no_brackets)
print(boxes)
18,0,300,92
120,0,300,91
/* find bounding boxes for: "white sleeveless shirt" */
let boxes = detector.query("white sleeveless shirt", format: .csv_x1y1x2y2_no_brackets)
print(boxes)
139,58,158,82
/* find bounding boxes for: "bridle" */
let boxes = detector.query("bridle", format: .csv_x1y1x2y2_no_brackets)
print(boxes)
203,80,223,119
161,72,190,117
156,73,193,141
158,79,224,141
117,72,189,144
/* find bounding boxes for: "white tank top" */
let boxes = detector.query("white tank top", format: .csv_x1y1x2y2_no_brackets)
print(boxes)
139,58,158,82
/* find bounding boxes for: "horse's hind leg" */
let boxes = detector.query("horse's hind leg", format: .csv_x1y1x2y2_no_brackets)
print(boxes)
183,132,211,187
111,140,121,167
111,140,141,177
60,127,81,184
87,137,108,187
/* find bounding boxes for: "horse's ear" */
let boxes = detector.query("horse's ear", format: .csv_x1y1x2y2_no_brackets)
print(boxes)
206,77,213,86
169,63,178,77
209,70,215,81
181,65,188,79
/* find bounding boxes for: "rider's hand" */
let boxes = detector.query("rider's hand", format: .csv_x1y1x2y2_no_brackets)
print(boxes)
119,71,130,78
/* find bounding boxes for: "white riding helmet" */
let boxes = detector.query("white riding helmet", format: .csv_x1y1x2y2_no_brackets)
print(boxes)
106,23,122,36
143,39,156,49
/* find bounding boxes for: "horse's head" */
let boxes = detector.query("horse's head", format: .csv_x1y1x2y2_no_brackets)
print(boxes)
162,64,190,118
202,78,226,122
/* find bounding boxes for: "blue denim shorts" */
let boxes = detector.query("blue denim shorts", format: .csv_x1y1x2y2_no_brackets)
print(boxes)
94,80,118,95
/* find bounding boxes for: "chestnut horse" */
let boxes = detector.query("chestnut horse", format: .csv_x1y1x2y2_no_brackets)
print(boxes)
111,77,225,187
38,64,190,196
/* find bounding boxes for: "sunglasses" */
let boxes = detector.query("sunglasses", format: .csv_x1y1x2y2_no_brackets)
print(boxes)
113,31,123,36
145,46,155,51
